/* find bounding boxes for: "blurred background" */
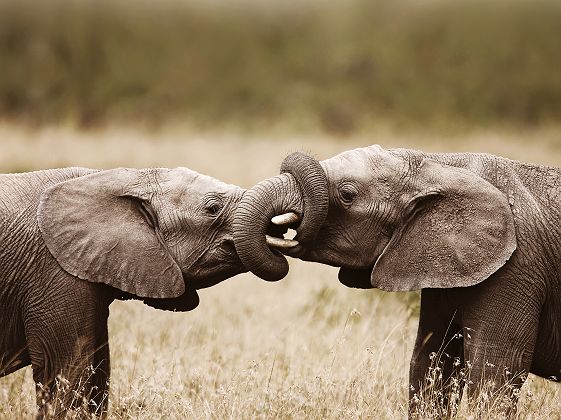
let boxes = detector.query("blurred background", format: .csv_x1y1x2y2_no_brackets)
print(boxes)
1,0,561,133
1,0,561,417
0,0,560,175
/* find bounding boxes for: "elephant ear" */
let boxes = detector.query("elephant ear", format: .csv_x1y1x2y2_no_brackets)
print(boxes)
37,168,185,299
371,159,517,291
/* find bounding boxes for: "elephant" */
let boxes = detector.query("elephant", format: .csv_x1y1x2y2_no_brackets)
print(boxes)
0,166,246,418
233,146,561,415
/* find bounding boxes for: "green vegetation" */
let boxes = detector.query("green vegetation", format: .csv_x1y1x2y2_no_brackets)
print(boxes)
1,0,560,132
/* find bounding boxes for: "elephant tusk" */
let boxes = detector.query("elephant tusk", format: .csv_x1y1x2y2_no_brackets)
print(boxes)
266,235,299,249
271,212,301,226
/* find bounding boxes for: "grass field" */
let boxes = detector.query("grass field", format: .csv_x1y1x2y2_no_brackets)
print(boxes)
1,124,561,418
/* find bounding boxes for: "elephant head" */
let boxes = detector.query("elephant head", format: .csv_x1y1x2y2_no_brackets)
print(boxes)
38,167,247,310
234,146,516,291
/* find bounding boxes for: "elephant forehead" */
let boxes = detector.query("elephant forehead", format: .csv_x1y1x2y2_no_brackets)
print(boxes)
161,168,242,207
322,149,368,179
322,146,405,182
166,168,231,193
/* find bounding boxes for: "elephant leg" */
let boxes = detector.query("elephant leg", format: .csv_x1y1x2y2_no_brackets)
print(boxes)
25,285,112,418
462,336,535,416
462,312,538,416
28,328,96,418
89,318,111,418
409,289,464,418
0,310,31,377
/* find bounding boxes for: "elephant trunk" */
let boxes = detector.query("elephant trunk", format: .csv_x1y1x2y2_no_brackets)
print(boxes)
233,152,328,281
234,173,301,281
279,152,329,243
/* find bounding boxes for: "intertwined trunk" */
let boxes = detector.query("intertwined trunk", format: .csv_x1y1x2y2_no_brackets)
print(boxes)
233,152,328,281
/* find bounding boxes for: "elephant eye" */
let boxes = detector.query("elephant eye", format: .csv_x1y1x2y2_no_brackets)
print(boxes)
339,184,358,205
204,197,224,216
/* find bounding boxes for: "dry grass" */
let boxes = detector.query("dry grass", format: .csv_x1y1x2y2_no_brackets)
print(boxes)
0,123,561,418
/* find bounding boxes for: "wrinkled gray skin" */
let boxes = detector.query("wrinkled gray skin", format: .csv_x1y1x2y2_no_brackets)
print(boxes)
0,167,246,418
235,145,561,415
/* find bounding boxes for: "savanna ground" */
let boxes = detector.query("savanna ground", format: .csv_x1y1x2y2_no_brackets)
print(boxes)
0,123,561,418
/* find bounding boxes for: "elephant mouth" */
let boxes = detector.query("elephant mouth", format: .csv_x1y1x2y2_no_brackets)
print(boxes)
183,239,248,289
184,265,244,289
336,236,394,289
338,266,374,289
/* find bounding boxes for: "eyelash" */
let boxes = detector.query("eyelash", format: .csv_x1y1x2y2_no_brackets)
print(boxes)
204,198,223,216
340,190,354,203
338,184,357,205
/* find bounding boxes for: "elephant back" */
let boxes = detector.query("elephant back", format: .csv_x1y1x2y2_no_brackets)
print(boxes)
0,168,95,216
0,168,96,263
